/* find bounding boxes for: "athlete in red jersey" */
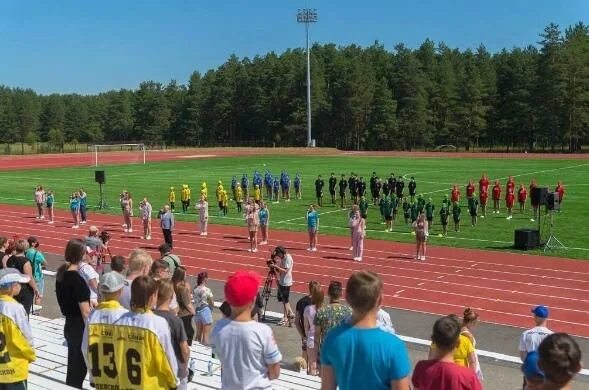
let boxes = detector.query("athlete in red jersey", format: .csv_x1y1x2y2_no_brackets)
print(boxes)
506,176,515,193
466,180,475,199
529,178,538,221
478,174,490,217
555,181,565,208
451,185,460,203
505,185,515,219
518,184,528,214
492,180,501,214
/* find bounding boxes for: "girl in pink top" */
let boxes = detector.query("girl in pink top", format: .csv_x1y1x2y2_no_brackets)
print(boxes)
34,186,45,219
349,205,366,262
412,212,429,261
198,196,209,236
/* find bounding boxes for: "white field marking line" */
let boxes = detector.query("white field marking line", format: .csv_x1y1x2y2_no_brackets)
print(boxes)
276,219,589,252
276,208,346,224
2,206,588,284
10,217,589,313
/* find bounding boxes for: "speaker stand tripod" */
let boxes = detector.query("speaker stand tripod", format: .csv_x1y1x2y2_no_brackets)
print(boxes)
544,211,565,252
97,183,108,210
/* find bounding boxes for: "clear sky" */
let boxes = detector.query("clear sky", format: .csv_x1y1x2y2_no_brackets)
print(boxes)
0,0,586,94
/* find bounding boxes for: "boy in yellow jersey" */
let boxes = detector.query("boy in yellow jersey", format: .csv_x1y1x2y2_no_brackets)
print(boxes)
0,268,36,390
168,187,176,212
216,181,224,214
253,184,262,205
87,276,178,389
235,184,243,213
82,272,129,387
201,182,208,201
181,184,191,213
221,189,229,216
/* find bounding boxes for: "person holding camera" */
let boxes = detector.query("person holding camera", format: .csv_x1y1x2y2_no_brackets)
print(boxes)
270,246,295,326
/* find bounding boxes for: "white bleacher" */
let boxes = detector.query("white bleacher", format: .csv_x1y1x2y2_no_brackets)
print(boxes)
27,315,321,390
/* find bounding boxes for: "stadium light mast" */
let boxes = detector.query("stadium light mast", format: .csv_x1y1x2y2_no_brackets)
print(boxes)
297,8,318,147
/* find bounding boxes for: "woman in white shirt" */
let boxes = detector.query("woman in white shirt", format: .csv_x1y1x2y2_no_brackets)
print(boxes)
303,283,324,376
193,271,214,345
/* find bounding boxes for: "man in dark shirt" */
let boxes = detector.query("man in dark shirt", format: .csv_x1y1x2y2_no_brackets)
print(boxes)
328,173,337,204
388,173,397,195
358,177,367,199
408,176,417,201
369,172,377,204
382,180,391,197
396,177,405,198
314,175,324,207
374,178,382,205
348,173,358,205
338,175,348,208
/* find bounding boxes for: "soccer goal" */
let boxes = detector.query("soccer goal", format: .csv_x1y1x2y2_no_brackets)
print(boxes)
92,143,146,167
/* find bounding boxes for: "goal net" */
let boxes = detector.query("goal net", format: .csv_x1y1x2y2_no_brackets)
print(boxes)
91,143,146,167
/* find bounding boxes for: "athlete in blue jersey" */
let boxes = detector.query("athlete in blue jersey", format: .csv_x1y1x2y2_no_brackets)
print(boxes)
284,173,291,201
231,176,237,199
272,178,280,203
241,174,249,200
264,170,273,198
294,173,302,199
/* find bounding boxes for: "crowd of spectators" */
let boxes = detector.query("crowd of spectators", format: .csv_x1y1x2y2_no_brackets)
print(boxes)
0,230,585,390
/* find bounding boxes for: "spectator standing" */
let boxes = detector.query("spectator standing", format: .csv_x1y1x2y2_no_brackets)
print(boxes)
193,271,214,346
109,255,127,275
85,226,106,270
271,246,295,326
294,281,320,365
25,236,46,313
211,270,282,389
412,212,428,261
122,192,134,233
538,333,582,390
172,266,195,345
519,305,553,362
320,271,411,390
55,239,91,388
304,282,324,376
120,249,153,309
0,237,8,268
140,197,153,240
160,205,175,249
46,190,55,224
6,240,38,316
412,315,482,390
198,195,209,236
158,243,181,276
0,268,36,389
81,271,129,386
79,188,88,224
69,192,81,229
155,279,190,390
34,185,45,219
461,308,483,380
314,281,352,352
259,201,270,245
78,248,100,307
245,199,259,252
306,204,319,251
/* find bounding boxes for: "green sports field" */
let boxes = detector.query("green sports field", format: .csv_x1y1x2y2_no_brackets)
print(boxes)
1,154,587,259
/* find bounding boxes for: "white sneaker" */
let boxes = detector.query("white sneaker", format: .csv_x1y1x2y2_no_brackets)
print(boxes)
480,215,485,218
356,257,362,262
389,228,393,232
124,228,128,233
312,247,317,252
420,256,426,261
307,248,312,251
203,232,208,236
252,248,258,253
40,215,45,220
146,236,151,240
122,224,127,228
260,241,267,245
72,225,79,229
200,232,204,236
349,246,354,251
48,221,54,224
530,218,535,222
415,255,419,260
128,229,133,233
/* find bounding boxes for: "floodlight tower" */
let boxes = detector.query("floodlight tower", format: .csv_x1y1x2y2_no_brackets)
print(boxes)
297,8,318,147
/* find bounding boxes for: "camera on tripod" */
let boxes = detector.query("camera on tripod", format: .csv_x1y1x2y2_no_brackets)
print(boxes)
266,258,277,270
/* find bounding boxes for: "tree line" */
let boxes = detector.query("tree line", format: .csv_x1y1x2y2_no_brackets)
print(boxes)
0,22,587,152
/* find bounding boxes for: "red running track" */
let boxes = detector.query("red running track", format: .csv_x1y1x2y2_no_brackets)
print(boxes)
1,204,588,338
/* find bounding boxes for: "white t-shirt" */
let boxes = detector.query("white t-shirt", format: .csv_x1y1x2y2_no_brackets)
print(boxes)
303,304,317,348
211,319,282,390
78,262,99,301
120,278,133,310
193,285,213,308
377,308,395,333
519,326,552,353
279,254,293,287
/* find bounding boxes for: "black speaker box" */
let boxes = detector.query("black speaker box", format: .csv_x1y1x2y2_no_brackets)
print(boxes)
531,187,548,206
95,170,105,184
514,228,540,250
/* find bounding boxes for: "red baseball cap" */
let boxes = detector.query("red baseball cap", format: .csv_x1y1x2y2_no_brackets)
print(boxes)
224,270,261,307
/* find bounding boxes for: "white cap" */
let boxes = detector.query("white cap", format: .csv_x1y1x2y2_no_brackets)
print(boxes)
99,271,127,293
0,268,30,287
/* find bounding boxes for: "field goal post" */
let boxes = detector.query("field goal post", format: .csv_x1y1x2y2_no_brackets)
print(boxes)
92,143,146,167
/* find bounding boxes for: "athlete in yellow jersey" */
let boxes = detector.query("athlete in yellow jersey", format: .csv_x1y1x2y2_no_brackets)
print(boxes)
253,184,262,204
216,181,224,214
0,269,36,388
85,276,178,390
221,189,229,216
235,184,243,213
168,187,176,212
200,182,208,201
181,184,191,213
82,272,129,387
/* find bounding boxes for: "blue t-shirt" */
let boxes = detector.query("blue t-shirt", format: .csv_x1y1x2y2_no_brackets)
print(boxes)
259,208,268,225
46,194,54,207
321,323,410,390
70,197,80,211
307,210,319,228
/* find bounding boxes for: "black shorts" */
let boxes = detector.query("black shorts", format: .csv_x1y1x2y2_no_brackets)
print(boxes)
277,285,291,303
361,214,367,219
385,216,392,221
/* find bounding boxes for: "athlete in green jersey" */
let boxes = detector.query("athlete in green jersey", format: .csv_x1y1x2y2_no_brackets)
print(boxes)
440,205,450,236
402,198,410,225
468,193,479,227
425,198,435,226
359,196,369,220
452,202,461,232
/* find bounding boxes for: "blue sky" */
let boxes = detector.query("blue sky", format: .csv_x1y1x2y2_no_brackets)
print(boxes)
0,0,586,94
